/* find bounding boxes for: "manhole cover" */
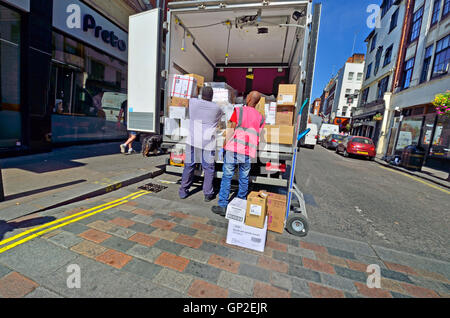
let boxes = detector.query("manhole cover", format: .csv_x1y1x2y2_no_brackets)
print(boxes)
138,183,168,193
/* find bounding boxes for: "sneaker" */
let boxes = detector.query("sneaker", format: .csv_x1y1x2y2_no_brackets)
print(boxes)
211,206,227,217
120,144,126,154
204,195,216,202
128,148,136,155
179,191,189,200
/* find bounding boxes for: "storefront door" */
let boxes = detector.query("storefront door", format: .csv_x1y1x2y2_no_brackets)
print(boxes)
50,63,76,115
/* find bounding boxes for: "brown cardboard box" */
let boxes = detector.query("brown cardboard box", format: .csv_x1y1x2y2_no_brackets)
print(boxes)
170,97,190,107
256,97,266,118
186,74,205,88
277,84,297,106
245,192,268,229
263,125,295,145
267,193,287,234
276,105,295,125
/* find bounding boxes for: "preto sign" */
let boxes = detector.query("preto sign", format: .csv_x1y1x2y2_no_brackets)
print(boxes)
83,14,127,52
53,0,128,62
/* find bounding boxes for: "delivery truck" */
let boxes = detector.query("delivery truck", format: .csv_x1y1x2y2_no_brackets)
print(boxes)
127,0,321,188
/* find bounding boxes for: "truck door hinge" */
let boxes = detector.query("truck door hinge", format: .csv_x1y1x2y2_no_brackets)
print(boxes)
163,21,169,30
161,70,168,79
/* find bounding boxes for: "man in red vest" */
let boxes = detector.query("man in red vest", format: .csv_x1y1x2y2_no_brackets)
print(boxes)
212,91,265,216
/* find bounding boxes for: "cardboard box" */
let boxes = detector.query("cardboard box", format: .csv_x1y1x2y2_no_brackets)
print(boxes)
170,75,198,99
226,217,268,252
265,102,277,125
170,97,190,107
263,125,295,145
245,192,268,229
276,105,295,125
267,193,287,234
186,73,204,88
169,106,187,120
226,198,247,224
277,84,297,106
164,118,180,136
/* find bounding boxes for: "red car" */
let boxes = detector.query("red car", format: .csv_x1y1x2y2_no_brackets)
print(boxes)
336,136,376,160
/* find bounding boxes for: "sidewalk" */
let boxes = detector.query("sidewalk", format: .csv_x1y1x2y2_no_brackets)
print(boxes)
374,157,450,190
0,142,167,222
0,184,448,298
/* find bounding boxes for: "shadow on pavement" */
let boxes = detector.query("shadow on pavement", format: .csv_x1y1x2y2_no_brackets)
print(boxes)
0,216,56,241
3,180,87,202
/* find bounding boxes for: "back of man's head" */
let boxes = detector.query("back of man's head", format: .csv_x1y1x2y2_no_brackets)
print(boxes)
201,87,214,102
246,91,262,108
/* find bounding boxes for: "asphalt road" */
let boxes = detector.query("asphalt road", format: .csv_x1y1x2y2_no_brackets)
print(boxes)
296,145,450,263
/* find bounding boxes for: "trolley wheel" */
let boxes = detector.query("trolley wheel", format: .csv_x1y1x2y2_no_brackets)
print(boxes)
286,214,309,237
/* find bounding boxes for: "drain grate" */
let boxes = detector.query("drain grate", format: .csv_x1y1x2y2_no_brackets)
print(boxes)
138,183,168,193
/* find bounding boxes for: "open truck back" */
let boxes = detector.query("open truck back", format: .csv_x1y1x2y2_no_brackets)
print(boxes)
128,0,321,188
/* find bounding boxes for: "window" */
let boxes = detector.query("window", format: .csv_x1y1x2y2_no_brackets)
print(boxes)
430,115,450,159
348,72,354,81
409,7,424,43
361,88,370,104
371,34,377,52
444,0,450,17
390,8,399,32
374,46,383,76
366,63,372,79
420,45,434,83
357,73,363,81
354,89,360,96
402,57,415,89
431,0,442,25
396,117,423,150
384,45,393,67
342,107,348,117
381,0,394,18
432,35,450,78
377,76,390,99
345,89,352,94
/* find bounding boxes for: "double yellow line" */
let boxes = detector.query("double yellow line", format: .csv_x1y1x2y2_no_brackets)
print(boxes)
0,190,151,254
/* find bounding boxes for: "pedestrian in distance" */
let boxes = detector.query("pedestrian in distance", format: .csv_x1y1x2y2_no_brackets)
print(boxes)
179,86,224,202
118,100,138,155
212,91,265,217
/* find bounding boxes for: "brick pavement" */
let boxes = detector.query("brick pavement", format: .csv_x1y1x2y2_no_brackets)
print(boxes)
0,196,449,298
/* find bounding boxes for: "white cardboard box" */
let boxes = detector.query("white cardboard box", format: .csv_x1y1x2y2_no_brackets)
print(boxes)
170,75,198,99
169,106,187,120
226,217,268,252
225,198,247,224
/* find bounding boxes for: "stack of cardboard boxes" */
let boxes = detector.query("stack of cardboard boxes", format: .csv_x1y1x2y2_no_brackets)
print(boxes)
262,84,297,145
226,191,287,252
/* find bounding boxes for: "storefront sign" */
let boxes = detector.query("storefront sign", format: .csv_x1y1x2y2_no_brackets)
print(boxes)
53,0,128,62
3,0,30,11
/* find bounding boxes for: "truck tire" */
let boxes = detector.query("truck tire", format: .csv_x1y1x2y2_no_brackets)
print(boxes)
286,214,309,237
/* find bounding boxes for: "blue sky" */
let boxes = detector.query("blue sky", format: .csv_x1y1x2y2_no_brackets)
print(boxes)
311,0,381,100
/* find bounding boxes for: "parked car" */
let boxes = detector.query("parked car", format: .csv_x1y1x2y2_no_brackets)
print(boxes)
302,123,318,149
323,134,345,150
336,136,376,160
318,124,339,144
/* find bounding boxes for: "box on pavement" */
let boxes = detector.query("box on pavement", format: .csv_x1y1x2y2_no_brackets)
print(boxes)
225,198,247,224
169,106,188,120
245,191,268,229
170,97,190,107
276,105,295,125
277,84,297,106
186,73,204,88
226,217,268,252
263,125,295,145
266,193,288,234
170,74,198,99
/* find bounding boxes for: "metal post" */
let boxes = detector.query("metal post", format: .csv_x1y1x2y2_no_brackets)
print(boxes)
0,165,4,202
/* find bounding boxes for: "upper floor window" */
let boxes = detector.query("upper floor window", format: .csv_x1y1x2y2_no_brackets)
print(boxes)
374,46,384,76
432,34,450,78
366,63,373,79
381,0,394,18
443,0,450,18
420,45,434,83
348,72,354,81
390,8,399,32
431,0,442,26
371,34,377,52
384,45,394,67
361,87,370,104
357,73,363,81
409,7,424,43
402,57,415,89
377,76,390,99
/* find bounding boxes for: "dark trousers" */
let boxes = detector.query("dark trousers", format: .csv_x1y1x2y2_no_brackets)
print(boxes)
179,146,216,197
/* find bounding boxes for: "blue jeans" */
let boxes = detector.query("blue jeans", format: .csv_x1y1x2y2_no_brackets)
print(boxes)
218,151,251,208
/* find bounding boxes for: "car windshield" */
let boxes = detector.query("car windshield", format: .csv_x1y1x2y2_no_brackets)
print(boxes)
352,138,373,145
332,135,344,140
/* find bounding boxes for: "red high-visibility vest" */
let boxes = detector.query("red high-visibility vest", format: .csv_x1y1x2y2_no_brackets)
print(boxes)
225,107,265,158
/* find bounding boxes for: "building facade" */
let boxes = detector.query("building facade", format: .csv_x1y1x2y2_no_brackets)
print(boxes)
352,0,407,149
310,98,322,116
0,0,150,157
330,53,365,131
385,0,449,172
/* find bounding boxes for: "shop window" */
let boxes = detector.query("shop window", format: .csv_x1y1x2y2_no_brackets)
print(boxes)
409,6,424,43
421,114,436,155
396,116,423,151
0,5,21,148
432,34,449,78
429,115,450,159
420,45,434,83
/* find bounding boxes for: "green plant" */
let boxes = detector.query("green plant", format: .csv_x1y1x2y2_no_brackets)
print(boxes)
432,91,450,117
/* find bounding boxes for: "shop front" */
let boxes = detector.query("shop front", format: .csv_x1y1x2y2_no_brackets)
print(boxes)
50,0,128,143
351,99,385,146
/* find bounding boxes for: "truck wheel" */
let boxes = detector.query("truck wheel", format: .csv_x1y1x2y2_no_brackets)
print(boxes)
286,214,309,237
